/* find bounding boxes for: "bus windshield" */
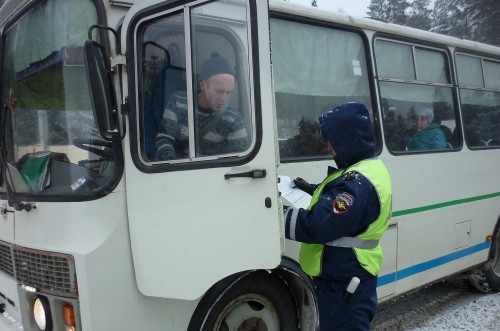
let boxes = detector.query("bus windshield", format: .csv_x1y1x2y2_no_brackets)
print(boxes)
0,0,119,199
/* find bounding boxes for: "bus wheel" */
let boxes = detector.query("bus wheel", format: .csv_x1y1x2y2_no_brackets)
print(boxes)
469,230,500,293
188,271,298,331
484,228,500,292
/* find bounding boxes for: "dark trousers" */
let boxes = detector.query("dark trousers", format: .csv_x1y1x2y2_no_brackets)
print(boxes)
313,276,378,331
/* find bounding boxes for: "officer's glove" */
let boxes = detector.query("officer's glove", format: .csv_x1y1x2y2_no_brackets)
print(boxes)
293,177,317,195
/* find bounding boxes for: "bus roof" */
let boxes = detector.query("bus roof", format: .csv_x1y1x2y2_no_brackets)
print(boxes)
1,0,499,58
269,0,500,57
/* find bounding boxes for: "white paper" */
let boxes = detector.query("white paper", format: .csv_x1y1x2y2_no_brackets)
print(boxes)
278,175,312,209
352,59,362,76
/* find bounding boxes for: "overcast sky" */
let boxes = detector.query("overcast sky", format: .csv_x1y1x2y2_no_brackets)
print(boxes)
287,0,372,17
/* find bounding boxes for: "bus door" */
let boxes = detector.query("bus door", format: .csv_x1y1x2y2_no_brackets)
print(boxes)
120,0,281,300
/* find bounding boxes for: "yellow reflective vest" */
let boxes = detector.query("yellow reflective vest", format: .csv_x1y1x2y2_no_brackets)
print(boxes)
299,158,392,277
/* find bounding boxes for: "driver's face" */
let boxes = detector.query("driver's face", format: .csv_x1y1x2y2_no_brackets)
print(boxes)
200,73,235,111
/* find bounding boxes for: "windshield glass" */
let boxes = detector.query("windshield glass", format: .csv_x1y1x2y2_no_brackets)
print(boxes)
0,0,119,199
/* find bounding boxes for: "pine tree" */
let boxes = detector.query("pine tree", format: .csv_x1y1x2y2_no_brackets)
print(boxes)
432,0,476,39
385,0,410,25
369,0,500,47
461,0,481,41
367,0,387,21
486,0,500,46
431,0,500,46
467,0,500,46
407,0,432,30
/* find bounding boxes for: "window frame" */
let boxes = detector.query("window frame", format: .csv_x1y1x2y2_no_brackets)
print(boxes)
129,0,260,173
374,35,460,155
375,37,452,86
269,13,380,163
455,51,500,150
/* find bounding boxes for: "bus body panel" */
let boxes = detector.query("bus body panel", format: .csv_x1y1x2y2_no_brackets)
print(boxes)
0,202,14,242
0,272,22,330
377,224,398,298
6,183,200,331
124,162,283,300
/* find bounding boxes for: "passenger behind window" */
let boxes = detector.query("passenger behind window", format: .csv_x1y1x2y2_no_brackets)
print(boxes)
407,105,447,151
433,113,454,148
280,117,328,158
156,52,249,160
382,104,410,152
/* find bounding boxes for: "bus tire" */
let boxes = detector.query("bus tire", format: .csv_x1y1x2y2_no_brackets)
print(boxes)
469,226,500,293
188,270,298,331
483,226,500,292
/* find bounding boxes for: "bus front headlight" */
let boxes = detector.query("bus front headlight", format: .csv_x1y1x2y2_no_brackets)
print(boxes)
33,296,52,331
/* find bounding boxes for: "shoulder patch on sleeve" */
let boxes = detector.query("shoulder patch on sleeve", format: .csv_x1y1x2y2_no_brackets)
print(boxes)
333,192,354,214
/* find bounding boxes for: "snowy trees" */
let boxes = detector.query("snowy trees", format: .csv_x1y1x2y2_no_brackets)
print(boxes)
367,0,429,27
367,0,386,20
367,0,410,25
464,0,500,46
367,0,500,46
408,0,432,31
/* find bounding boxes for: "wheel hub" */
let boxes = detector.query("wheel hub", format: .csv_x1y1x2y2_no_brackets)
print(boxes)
237,317,268,331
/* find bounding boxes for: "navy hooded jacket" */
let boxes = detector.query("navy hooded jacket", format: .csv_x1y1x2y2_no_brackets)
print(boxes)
284,102,381,281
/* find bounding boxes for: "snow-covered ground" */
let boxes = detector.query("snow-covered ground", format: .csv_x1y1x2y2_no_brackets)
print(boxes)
372,281,500,330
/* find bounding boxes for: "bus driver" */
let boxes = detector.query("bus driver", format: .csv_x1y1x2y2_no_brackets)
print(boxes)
156,52,249,160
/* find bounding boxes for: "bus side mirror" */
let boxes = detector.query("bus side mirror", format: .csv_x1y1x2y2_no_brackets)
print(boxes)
83,40,121,141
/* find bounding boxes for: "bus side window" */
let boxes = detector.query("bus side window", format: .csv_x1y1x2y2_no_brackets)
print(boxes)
379,83,456,153
270,18,374,161
490,120,500,146
376,40,458,154
190,51,250,159
138,2,253,164
140,12,187,162
457,54,500,149
462,103,500,147
142,40,187,161
381,102,410,152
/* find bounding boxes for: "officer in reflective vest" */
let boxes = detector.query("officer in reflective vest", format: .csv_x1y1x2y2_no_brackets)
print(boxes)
283,101,392,330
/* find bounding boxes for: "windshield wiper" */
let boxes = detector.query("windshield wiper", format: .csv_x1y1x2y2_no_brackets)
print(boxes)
0,90,33,212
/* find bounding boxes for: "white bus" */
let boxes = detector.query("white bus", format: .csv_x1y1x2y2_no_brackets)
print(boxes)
1,0,499,330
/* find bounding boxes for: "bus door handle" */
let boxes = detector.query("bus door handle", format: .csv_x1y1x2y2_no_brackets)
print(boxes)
224,169,266,180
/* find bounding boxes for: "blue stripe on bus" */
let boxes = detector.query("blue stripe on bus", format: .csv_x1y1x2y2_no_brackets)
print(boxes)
377,272,396,287
377,241,492,287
